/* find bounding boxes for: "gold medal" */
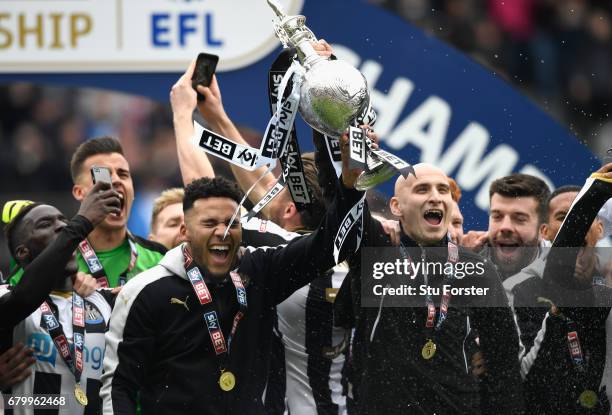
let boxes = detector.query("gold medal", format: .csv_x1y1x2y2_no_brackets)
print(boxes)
422,339,437,360
219,371,236,392
578,389,597,409
74,384,88,406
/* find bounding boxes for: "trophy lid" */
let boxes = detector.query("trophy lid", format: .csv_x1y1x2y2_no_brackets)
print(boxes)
267,0,286,20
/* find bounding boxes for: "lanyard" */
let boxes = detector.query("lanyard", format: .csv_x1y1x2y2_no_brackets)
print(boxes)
566,321,586,371
399,238,459,332
182,246,248,364
78,234,138,287
536,298,590,378
39,293,86,384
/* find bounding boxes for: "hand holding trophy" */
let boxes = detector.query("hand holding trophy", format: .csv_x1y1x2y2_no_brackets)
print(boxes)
266,0,414,190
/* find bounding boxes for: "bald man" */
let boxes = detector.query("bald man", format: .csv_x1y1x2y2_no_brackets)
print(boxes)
334,162,524,414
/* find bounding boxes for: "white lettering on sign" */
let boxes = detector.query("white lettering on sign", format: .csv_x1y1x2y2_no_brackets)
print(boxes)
333,44,555,211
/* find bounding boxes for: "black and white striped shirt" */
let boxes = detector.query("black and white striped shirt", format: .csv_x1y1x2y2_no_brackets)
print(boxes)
0,288,111,415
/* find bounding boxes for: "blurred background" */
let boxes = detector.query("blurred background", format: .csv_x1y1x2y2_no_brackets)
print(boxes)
1,0,611,271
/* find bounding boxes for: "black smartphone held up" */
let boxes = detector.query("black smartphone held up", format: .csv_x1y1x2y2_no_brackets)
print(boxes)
91,166,113,187
191,52,219,102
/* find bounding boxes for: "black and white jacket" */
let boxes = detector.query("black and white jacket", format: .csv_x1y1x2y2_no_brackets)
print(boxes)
99,181,363,415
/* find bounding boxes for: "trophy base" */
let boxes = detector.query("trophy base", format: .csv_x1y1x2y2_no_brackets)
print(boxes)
355,163,398,191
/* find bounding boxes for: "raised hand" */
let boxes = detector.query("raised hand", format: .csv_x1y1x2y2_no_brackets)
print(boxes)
170,58,199,120
77,181,121,227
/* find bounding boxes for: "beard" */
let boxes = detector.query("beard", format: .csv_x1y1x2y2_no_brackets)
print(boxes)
493,244,539,277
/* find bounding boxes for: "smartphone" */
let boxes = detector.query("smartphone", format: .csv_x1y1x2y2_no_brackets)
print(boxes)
91,166,112,187
191,52,219,102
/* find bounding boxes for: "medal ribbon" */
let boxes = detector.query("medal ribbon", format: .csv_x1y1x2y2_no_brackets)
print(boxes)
39,292,85,385
566,322,586,371
560,314,599,407
399,238,459,332
78,234,139,287
183,246,247,363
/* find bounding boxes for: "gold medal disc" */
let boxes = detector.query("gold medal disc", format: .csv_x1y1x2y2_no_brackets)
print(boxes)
74,385,88,406
219,371,236,392
578,389,597,409
422,339,437,360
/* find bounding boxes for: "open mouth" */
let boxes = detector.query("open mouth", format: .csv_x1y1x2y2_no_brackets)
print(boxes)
208,244,231,263
111,192,125,218
496,242,520,255
423,209,443,226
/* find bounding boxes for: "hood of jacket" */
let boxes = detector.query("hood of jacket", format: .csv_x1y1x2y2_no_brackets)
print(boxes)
159,243,188,281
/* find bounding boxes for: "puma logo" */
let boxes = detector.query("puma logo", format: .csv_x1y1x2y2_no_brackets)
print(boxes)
170,296,190,311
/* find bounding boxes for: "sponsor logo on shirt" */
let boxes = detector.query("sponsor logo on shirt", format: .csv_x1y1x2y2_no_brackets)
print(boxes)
27,333,105,370
28,333,57,366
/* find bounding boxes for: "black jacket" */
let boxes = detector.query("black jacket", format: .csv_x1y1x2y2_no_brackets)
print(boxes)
0,215,95,329
522,174,612,414
100,180,364,415
334,191,524,414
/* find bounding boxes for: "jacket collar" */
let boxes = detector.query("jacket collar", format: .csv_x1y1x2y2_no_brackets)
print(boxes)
160,243,187,280
399,229,448,249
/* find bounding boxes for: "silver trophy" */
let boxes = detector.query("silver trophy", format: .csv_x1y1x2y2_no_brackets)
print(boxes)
267,0,368,137
267,0,411,189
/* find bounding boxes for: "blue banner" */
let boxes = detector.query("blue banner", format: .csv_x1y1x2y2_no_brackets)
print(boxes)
0,0,598,230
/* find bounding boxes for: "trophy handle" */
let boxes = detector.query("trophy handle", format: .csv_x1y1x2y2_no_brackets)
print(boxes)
273,21,292,48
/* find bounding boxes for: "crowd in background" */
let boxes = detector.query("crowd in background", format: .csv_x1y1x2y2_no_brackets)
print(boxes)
373,0,612,154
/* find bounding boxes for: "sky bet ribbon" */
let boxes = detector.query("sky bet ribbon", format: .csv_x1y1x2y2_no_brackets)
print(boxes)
235,58,306,224
268,50,312,212
191,56,305,238
347,125,415,180
192,121,263,171
397,238,459,360
78,234,138,287
39,293,88,405
193,57,302,174
182,245,247,392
